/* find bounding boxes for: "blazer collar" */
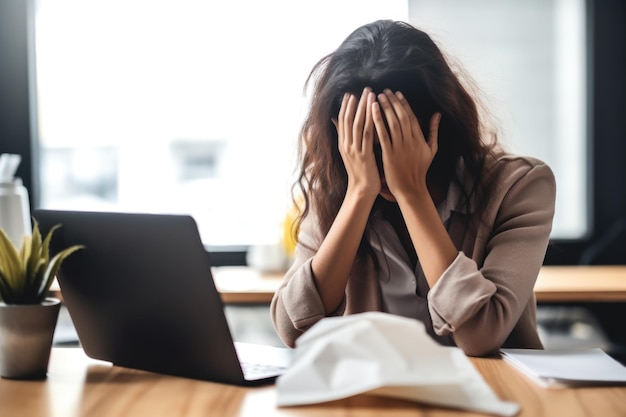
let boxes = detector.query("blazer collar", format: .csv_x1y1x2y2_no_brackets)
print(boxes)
437,158,477,224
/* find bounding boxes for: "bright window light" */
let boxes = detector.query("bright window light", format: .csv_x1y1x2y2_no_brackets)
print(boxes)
34,0,409,246
34,0,587,246
409,0,588,239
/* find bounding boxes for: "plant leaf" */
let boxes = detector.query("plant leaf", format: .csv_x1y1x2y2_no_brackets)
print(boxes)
38,244,83,302
0,268,16,303
23,259,47,302
25,222,43,287
20,234,31,264
0,221,83,304
0,227,23,294
41,223,61,265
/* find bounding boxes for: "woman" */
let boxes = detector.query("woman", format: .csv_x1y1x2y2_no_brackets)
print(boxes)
270,20,556,356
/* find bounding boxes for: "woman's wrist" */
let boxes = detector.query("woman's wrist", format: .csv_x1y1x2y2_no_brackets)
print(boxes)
345,183,379,206
393,185,432,208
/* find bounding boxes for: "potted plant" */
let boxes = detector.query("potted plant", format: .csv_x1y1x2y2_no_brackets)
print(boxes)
0,220,82,379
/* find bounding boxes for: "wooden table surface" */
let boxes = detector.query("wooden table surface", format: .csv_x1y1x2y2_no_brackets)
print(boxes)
51,265,626,305
213,265,626,304
534,266,626,302
1,347,626,417
212,266,284,304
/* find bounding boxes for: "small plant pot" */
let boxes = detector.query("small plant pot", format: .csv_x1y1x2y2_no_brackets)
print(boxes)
0,297,61,379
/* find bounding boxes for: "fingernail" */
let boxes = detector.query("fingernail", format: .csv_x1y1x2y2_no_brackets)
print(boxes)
395,91,404,99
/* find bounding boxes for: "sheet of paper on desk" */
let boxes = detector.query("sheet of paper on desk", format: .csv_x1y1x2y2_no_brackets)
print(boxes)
500,348,626,388
276,312,520,417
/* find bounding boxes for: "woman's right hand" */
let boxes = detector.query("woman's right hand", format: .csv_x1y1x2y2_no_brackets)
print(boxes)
335,87,380,202
309,87,381,315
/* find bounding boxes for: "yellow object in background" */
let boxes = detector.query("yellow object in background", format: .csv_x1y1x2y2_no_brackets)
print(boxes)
281,198,302,260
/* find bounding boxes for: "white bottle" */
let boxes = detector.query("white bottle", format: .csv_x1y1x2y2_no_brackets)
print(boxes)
246,242,288,273
0,178,31,248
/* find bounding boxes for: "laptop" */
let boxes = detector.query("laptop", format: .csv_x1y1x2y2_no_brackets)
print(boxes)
33,209,292,386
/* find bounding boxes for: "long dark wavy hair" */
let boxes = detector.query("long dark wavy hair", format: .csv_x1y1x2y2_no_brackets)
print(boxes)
293,20,498,266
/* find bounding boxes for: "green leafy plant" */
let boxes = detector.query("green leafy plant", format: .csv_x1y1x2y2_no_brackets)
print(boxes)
0,221,82,304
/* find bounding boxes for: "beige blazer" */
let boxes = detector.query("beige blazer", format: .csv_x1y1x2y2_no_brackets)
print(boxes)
271,152,556,356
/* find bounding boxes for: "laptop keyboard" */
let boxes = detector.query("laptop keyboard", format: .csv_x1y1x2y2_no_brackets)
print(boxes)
241,361,288,379
234,342,292,380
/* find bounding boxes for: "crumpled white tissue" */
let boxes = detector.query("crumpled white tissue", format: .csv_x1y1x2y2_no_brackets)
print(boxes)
276,311,520,417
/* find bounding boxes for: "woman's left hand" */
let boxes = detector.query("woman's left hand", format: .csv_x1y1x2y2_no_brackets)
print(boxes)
372,89,442,199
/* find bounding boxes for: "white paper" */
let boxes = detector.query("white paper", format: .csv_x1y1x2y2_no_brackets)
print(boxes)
276,312,519,417
500,348,626,388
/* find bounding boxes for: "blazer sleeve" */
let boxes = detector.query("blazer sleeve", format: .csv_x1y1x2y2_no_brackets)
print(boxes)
427,158,556,356
270,210,338,347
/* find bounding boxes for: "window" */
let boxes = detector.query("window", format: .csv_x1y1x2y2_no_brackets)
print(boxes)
409,0,588,239
34,0,409,246
34,0,588,247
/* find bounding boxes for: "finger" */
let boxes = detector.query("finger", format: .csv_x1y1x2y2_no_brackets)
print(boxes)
337,93,349,144
362,91,375,152
384,89,413,143
394,91,423,141
376,92,400,145
343,93,358,145
372,101,391,151
353,87,371,144
428,112,442,153
337,93,349,123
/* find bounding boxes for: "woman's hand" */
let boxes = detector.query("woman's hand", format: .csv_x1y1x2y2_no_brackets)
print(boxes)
309,87,382,315
372,90,457,290
372,89,442,199
334,87,380,202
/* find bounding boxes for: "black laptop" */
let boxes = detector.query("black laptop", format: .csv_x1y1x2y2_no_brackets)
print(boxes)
33,209,291,386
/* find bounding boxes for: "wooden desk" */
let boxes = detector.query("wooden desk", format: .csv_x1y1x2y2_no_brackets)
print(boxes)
1,347,625,417
51,265,626,305
534,266,626,302
212,267,283,304
215,265,626,304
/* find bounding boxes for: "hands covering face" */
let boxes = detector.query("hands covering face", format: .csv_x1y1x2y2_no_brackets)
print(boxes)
334,87,442,202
